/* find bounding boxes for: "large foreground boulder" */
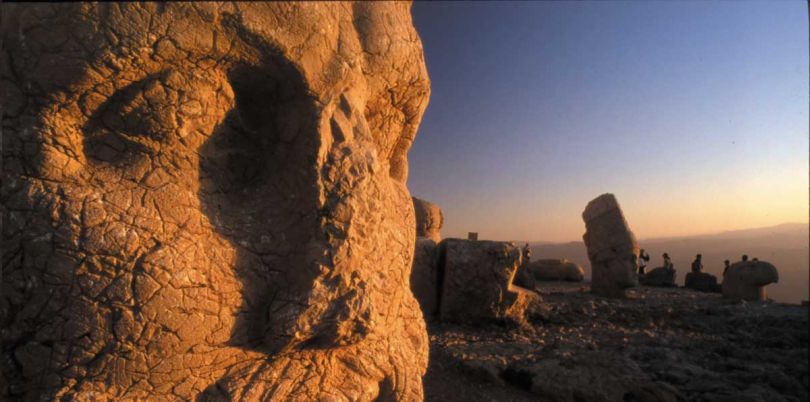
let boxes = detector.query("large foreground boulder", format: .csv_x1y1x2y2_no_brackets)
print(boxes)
439,239,542,324
722,261,779,301
413,197,444,242
582,194,639,298
685,272,721,293
1,3,431,400
529,259,586,282
640,267,677,287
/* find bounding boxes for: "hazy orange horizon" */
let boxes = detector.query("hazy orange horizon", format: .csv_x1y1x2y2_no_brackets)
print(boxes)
437,176,809,243
440,197,809,244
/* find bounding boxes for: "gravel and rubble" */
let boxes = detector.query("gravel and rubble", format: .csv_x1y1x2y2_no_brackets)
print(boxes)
424,282,809,402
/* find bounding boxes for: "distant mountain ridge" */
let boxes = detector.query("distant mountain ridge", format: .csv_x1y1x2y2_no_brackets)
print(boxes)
517,222,809,245
641,222,809,243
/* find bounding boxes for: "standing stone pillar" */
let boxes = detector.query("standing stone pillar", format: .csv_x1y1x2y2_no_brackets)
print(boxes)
582,194,639,298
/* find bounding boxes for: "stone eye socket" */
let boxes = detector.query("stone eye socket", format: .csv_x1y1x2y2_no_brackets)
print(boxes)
197,59,319,206
83,74,177,165
199,65,288,194
229,66,279,134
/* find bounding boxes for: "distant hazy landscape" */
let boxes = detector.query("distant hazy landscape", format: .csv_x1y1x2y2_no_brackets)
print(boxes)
525,223,809,304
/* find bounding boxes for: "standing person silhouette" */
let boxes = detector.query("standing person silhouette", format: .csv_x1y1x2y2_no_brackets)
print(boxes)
691,254,703,273
723,259,731,276
638,248,651,275
662,253,674,270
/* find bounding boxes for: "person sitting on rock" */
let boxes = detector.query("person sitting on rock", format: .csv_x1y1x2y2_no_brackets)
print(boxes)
723,259,731,276
741,254,749,262
638,248,650,275
662,253,673,270
691,254,703,273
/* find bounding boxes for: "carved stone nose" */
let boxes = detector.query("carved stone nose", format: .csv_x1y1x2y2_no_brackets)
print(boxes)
196,57,331,353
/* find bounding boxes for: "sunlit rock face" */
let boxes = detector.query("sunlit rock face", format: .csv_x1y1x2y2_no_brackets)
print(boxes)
722,261,779,301
1,3,430,400
582,194,639,298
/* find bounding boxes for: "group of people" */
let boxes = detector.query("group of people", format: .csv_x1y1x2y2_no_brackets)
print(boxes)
637,249,755,277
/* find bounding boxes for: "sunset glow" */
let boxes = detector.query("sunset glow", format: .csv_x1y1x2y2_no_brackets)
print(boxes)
408,1,809,242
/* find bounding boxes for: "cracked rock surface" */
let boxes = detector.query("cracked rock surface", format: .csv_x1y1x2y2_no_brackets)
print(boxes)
1,3,430,400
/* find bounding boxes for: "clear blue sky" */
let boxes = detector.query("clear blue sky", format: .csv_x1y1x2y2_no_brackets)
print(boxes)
408,1,809,242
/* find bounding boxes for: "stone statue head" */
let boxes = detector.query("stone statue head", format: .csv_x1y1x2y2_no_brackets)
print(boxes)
412,196,443,243
1,3,430,400
722,261,779,301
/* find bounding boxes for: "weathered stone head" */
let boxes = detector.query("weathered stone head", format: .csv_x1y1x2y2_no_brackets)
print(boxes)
722,261,779,301
412,196,443,242
1,3,430,400
582,194,639,298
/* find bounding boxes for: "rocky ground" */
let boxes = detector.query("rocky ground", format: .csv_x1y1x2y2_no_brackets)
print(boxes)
423,282,809,402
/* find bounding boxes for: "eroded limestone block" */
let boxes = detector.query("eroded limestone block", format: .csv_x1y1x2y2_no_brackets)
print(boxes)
1,3,430,400
530,258,586,282
722,261,779,301
640,267,677,287
410,238,440,319
685,272,721,293
582,194,639,298
413,197,443,242
438,239,542,324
